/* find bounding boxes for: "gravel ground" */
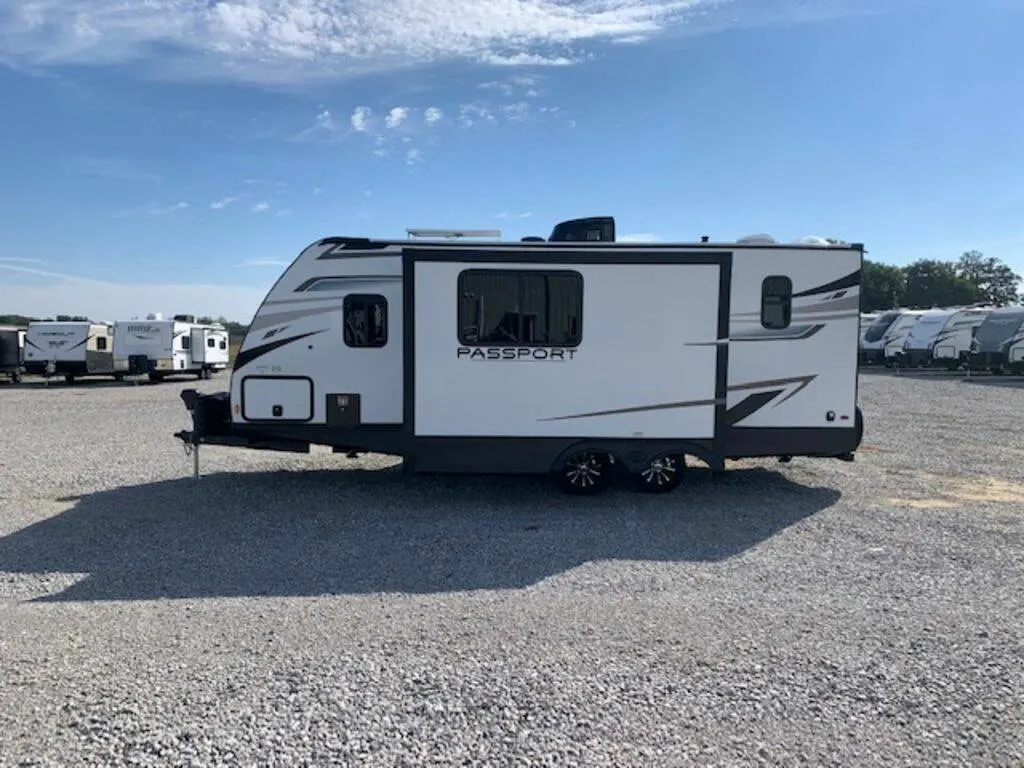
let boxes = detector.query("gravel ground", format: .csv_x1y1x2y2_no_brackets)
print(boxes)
0,371,1022,766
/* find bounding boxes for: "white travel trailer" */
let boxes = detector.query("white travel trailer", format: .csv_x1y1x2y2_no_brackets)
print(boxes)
967,306,1024,374
928,306,996,369
114,314,230,382
0,324,26,383
858,309,905,365
896,307,961,368
23,321,118,382
174,216,866,494
881,310,930,366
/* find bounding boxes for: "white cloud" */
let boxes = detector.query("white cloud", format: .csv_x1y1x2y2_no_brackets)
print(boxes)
350,106,372,132
251,201,270,212
0,0,730,85
497,210,533,219
210,195,240,210
458,103,496,128
0,262,267,323
0,257,44,264
405,148,423,166
275,209,292,217
618,233,660,242
424,107,443,125
114,201,189,217
385,106,409,129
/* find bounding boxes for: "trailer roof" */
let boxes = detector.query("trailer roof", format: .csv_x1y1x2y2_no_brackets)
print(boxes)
314,235,865,252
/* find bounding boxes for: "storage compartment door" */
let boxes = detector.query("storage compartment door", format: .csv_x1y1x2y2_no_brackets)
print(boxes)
241,376,314,422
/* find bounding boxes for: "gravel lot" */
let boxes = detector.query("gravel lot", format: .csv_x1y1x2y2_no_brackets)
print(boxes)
1,371,1022,766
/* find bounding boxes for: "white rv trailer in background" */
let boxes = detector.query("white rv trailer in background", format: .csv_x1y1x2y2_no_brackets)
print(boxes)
859,312,879,344
23,321,119,382
858,309,905,365
114,313,230,382
928,306,996,369
175,215,866,495
967,306,1024,374
896,308,960,368
881,310,929,366
0,324,26,383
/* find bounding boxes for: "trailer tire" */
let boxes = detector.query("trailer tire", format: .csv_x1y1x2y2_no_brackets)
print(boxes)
854,406,864,449
64,374,75,384
11,371,21,384
149,372,164,384
633,453,686,493
554,451,611,495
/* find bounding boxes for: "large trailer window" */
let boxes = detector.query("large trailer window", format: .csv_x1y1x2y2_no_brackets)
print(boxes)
96,336,107,351
458,269,583,347
181,335,191,350
344,294,388,348
761,276,793,329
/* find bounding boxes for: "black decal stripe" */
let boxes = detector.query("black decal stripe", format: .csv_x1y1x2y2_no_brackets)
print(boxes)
725,391,782,426
26,338,42,350
539,397,721,422
728,374,817,393
792,269,861,298
233,330,325,371
67,334,93,352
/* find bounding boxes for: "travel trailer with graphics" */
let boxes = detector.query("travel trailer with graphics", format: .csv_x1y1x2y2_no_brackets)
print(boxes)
966,306,1024,374
0,324,26,383
880,310,928,367
174,216,865,494
23,321,118,382
895,308,960,368
927,306,996,369
858,309,904,365
114,314,230,382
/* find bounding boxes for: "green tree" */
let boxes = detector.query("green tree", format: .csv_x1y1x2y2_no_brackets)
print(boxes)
955,250,1021,306
860,259,905,311
902,259,980,308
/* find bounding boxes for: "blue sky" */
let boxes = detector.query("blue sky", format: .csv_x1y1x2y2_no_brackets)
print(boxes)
0,0,1022,322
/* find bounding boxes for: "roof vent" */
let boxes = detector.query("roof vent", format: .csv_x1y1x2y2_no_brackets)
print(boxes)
738,233,777,244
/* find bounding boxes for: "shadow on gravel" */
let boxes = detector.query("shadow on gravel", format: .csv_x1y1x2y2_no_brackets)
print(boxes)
0,465,841,602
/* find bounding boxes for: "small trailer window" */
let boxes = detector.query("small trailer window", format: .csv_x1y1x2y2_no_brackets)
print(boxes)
220,339,227,349
761,276,793,329
181,335,191,350
207,338,216,348
458,269,583,347
344,294,388,348
96,336,107,351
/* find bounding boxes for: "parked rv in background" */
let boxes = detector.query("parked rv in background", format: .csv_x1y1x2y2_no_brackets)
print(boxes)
881,310,928,366
113,313,229,383
0,324,26,383
928,306,995,369
897,308,959,368
859,310,905,365
23,321,119,382
967,307,1024,374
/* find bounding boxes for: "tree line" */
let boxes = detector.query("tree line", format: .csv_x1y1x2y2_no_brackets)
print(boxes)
861,251,1022,312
